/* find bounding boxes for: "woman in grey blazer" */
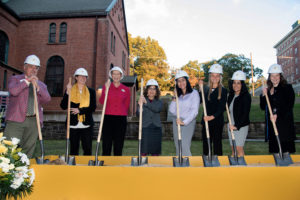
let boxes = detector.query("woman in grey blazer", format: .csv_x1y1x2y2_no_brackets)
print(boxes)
137,79,163,156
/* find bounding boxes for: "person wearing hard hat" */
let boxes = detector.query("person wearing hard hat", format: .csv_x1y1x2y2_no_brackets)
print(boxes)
169,70,200,156
137,79,163,156
4,55,51,158
227,70,251,157
100,66,130,156
260,64,296,154
60,68,96,155
199,63,227,156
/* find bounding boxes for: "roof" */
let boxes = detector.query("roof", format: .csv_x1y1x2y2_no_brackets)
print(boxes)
1,0,117,19
121,75,138,89
274,21,300,48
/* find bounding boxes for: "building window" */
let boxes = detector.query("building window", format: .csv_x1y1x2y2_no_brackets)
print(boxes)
296,58,298,64
110,63,114,69
295,48,298,55
111,32,113,53
0,30,9,64
296,67,299,75
45,56,64,97
113,36,116,55
49,23,56,43
59,22,67,43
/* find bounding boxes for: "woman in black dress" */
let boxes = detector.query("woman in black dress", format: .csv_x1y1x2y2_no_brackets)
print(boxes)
260,64,296,153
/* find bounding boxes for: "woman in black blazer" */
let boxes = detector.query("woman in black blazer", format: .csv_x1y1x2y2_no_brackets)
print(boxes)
227,70,251,157
60,68,96,155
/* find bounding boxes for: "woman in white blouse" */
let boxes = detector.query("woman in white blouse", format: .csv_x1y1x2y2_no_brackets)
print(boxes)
169,70,200,156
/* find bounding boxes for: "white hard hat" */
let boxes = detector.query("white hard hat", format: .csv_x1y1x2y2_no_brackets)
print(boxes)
109,66,124,79
24,55,40,67
209,64,223,74
74,68,88,77
232,70,246,81
146,79,159,86
268,64,283,74
175,70,189,80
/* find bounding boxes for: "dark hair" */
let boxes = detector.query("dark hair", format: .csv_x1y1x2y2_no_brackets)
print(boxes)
143,85,160,100
228,80,249,96
175,77,193,97
267,74,287,89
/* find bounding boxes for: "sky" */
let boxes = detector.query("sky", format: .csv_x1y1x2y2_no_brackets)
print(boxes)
124,0,300,77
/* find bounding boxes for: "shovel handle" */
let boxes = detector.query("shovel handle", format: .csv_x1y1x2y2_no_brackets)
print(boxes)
138,78,144,140
97,80,111,142
200,84,210,139
225,103,236,140
174,82,182,141
67,77,72,139
33,84,43,141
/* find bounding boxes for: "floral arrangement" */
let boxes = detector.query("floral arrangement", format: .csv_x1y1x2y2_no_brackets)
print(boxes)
0,132,35,200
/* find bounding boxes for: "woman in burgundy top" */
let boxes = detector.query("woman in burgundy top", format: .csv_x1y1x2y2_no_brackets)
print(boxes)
99,66,130,155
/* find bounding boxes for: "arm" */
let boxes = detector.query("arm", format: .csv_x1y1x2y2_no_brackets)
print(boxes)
168,100,176,116
99,84,106,105
277,85,295,116
259,94,266,110
79,88,97,114
37,81,51,104
182,91,200,125
8,76,28,97
125,87,131,112
60,91,69,110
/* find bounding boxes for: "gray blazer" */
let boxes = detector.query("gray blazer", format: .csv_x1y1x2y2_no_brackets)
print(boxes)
137,98,163,128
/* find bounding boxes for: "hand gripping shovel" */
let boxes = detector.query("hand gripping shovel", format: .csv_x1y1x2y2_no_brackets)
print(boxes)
262,82,293,166
131,78,148,166
59,77,75,165
200,84,220,167
226,103,246,166
172,83,190,167
88,80,111,166
33,84,49,164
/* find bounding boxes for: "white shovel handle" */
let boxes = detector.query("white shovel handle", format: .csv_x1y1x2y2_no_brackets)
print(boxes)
138,78,144,140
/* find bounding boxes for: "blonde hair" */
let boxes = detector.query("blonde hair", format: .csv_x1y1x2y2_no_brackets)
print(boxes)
208,74,223,101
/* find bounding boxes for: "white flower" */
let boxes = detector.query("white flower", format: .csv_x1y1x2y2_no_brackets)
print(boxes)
0,162,10,173
28,168,35,186
0,157,10,164
18,152,30,165
0,136,6,142
11,138,20,145
8,163,15,170
10,177,24,189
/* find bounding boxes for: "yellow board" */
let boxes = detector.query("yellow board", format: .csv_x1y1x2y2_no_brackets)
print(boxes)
26,155,300,200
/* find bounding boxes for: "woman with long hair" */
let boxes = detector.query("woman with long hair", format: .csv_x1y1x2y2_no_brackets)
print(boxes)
227,70,251,156
260,64,296,154
199,64,227,156
169,70,200,156
138,79,163,156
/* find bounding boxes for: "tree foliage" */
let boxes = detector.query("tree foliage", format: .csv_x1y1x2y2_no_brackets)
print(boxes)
180,60,205,87
128,33,171,90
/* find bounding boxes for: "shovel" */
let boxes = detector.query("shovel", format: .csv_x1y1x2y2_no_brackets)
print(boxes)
226,103,247,166
172,83,190,167
131,78,148,166
59,77,75,165
88,80,111,166
200,84,220,167
33,84,49,164
262,82,293,166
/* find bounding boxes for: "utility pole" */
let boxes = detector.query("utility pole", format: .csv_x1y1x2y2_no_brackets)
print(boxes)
251,53,255,96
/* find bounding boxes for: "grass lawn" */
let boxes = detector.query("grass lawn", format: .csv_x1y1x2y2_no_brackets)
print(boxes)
33,139,300,157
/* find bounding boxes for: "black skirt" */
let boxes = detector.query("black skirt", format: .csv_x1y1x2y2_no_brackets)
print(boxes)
141,124,162,154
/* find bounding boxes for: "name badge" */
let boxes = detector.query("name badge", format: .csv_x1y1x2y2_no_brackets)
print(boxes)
121,89,125,93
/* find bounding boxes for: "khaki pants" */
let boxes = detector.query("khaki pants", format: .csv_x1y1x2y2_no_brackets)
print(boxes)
4,117,39,158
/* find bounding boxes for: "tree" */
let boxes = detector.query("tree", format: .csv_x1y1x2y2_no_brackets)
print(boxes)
181,60,205,87
202,53,263,89
128,33,171,90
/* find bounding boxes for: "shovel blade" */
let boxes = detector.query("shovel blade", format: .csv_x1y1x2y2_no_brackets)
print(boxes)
131,157,148,166
273,152,293,166
172,157,190,167
59,155,76,165
35,157,50,165
202,155,220,167
228,156,247,166
88,160,104,166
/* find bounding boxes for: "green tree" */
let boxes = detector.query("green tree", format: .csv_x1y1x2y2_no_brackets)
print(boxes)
128,33,170,90
202,53,263,89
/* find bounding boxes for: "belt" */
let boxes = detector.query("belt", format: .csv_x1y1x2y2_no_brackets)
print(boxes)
26,114,36,117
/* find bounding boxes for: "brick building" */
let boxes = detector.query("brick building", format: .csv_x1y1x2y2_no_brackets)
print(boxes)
0,0,137,117
274,20,300,85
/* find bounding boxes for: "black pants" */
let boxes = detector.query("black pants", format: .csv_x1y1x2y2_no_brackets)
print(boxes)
70,126,93,155
202,123,224,156
102,115,127,156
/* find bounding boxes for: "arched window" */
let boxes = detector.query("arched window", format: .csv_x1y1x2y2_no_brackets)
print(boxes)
45,56,64,97
0,30,9,64
59,22,67,43
49,23,56,43
110,63,114,69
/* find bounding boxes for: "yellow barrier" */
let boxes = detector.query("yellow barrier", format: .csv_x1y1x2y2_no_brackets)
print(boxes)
26,155,300,200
